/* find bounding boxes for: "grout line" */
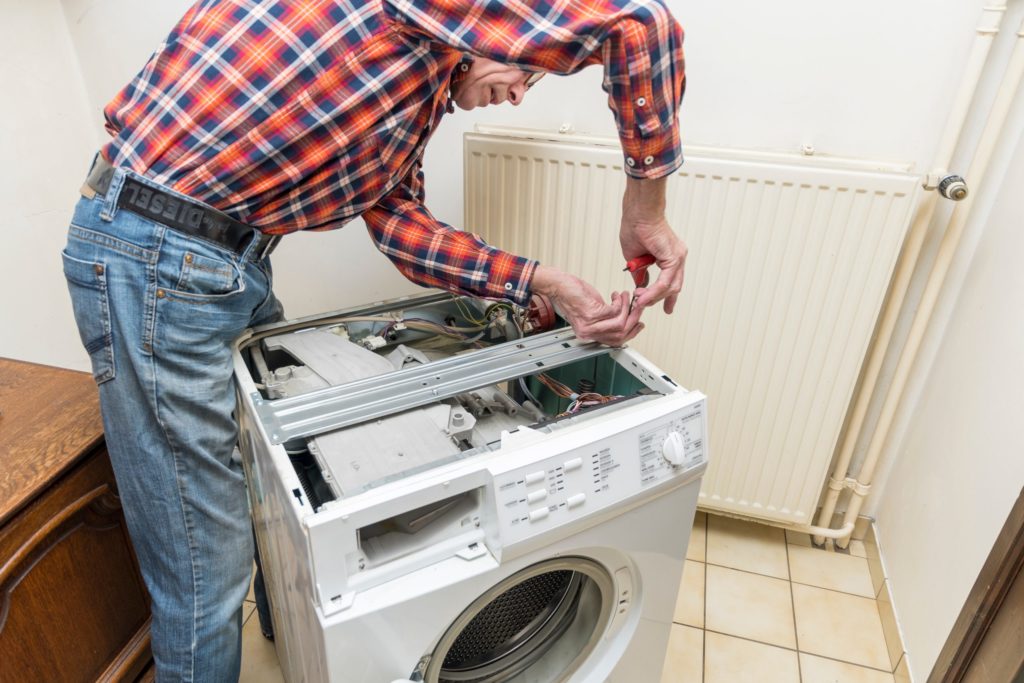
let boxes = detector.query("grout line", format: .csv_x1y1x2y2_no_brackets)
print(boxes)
786,534,803,683
701,513,707,682
701,558,877,601
701,628,895,675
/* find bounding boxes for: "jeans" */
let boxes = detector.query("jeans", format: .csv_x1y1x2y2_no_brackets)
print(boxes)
62,165,283,682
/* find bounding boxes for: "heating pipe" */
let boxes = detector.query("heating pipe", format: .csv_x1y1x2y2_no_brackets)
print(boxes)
813,5,1010,546
833,15,1024,549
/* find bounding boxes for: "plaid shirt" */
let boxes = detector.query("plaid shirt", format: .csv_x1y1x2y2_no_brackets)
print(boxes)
102,0,685,304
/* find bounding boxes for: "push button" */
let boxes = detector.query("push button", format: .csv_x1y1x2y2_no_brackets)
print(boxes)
525,471,546,485
563,457,582,472
527,490,548,504
567,493,586,509
529,508,550,522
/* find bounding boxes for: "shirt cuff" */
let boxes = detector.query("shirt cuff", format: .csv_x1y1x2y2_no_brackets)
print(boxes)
620,123,683,180
484,251,538,306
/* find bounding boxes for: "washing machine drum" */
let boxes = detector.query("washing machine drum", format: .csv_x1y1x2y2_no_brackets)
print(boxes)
424,558,616,683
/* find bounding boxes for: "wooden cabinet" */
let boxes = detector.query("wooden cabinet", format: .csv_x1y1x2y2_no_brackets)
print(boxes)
0,359,152,681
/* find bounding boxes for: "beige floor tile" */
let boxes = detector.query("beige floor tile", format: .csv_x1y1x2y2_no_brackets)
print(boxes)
800,653,895,682
661,624,703,683
674,560,705,628
848,540,868,558
688,511,707,562
792,583,890,671
786,529,814,547
705,564,795,649
243,602,256,625
704,631,799,683
240,608,285,683
706,515,788,579
894,654,911,683
876,580,905,670
788,545,874,598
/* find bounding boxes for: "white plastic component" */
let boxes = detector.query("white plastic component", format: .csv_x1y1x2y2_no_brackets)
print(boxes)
527,490,548,504
662,431,686,466
529,508,550,522
564,457,582,471
567,493,586,509
525,470,546,485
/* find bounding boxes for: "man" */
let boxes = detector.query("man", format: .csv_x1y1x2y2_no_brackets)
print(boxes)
62,0,686,680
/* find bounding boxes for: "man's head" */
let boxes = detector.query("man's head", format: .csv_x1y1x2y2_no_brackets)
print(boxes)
450,57,544,110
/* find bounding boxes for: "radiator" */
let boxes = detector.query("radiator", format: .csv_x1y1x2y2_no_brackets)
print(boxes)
464,127,920,526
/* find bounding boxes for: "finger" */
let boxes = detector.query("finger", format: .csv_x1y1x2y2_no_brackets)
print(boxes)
663,292,679,315
635,268,678,309
623,322,645,344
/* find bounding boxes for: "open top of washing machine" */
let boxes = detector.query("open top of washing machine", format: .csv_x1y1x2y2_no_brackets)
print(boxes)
232,292,707,683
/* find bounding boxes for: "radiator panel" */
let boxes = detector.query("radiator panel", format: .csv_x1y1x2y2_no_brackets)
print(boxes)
465,131,918,525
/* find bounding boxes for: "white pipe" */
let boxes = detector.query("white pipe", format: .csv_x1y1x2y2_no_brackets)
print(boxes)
835,17,1024,549
813,5,1009,545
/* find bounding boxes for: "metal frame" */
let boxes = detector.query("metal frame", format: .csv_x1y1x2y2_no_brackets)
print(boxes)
252,328,608,444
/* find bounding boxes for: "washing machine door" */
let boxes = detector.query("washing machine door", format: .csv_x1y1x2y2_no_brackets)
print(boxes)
421,557,617,683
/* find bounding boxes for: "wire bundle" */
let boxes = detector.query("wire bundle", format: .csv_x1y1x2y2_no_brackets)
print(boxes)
535,374,619,416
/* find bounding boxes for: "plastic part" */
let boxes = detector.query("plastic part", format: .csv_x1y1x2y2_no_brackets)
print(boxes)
526,293,557,332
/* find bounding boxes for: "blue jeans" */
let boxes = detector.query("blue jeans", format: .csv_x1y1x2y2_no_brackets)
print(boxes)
62,166,283,682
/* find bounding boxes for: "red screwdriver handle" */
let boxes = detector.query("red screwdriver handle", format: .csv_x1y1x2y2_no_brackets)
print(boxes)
624,254,657,288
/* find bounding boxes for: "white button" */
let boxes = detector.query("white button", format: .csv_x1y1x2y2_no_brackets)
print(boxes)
636,97,647,106
529,508,550,522
525,471,546,485
644,155,655,165
626,157,636,167
564,457,582,472
504,282,514,291
528,489,548,504
567,493,586,509
461,63,470,72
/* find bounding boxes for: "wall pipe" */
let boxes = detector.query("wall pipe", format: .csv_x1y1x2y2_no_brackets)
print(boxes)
813,5,1009,546
834,16,1024,549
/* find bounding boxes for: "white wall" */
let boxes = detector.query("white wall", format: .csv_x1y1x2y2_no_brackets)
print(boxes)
868,60,1024,683
0,0,99,370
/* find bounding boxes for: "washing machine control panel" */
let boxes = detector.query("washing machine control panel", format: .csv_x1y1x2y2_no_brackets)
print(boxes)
492,398,705,545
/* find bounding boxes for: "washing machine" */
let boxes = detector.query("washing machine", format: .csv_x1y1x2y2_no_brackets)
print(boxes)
232,292,707,683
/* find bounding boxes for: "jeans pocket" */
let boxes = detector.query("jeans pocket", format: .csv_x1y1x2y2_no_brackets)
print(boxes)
62,249,116,384
174,250,240,296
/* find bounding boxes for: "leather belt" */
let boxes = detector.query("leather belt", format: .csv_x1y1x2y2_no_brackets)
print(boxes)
83,155,280,260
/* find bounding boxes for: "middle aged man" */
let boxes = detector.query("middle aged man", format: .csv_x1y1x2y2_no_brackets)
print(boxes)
62,0,687,680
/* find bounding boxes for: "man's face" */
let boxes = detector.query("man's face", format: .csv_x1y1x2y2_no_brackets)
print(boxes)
451,57,535,110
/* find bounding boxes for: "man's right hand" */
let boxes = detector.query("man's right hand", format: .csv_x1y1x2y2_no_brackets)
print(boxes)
530,265,644,347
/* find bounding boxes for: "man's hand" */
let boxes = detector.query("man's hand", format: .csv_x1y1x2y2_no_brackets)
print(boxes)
531,265,644,346
620,176,687,314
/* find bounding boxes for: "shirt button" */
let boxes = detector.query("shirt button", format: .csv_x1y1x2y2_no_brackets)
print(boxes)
626,157,636,167
504,282,514,291
636,97,647,106
461,63,470,72
644,155,655,165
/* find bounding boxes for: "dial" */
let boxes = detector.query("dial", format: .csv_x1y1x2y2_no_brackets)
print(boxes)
662,430,686,466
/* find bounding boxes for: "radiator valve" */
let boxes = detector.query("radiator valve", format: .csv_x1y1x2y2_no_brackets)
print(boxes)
938,175,968,201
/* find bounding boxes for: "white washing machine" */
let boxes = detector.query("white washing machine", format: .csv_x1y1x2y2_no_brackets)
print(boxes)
233,293,707,683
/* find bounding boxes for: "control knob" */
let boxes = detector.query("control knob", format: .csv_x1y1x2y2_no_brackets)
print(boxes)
662,431,686,466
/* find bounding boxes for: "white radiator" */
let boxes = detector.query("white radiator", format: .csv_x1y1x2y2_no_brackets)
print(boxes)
464,127,920,526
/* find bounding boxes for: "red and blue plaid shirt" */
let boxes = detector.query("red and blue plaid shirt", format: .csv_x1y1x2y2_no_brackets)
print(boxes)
102,0,685,304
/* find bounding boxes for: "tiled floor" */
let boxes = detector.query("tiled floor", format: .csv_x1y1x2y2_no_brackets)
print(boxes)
240,580,285,682
239,513,911,682
661,513,912,683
